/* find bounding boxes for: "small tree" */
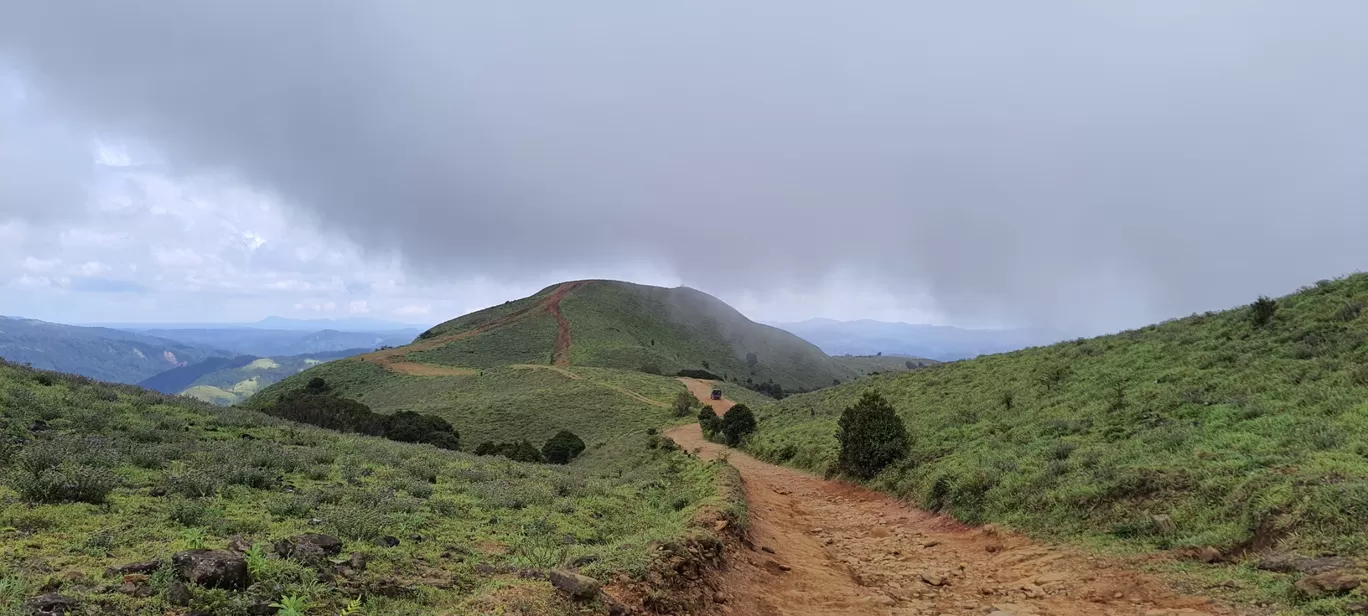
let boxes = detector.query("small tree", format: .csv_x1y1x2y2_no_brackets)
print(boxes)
305,377,329,394
698,405,721,436
836,391,909,479
1250,296,1277,327
542,430,587,464
672,391,696,417
720,404,757,446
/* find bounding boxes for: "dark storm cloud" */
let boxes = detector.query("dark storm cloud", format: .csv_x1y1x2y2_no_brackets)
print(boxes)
2,1,1367,333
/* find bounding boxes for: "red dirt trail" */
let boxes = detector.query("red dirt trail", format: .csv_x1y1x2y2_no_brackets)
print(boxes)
667,382,1235,616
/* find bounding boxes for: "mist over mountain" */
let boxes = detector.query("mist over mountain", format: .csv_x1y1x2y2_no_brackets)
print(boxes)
770,318,1069,361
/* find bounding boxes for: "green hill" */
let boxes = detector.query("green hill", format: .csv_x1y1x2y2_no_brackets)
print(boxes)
0,317,226,384
831,354,939,377
403,280,855,393
0,359,740,615
745,273,1368,611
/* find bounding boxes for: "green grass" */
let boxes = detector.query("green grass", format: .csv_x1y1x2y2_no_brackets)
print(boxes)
745,273,1368,614
830,355,939,377
412,280,856,392
411,312,559,369
0,360,740,616
252,360,695,467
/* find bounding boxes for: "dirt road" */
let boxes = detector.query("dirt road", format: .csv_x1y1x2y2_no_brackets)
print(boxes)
666,385,1233,616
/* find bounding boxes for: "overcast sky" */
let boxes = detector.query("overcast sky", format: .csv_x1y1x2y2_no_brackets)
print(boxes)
2,1,1366,333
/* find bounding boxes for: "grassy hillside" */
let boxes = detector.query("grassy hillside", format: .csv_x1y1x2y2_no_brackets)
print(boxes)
253,359,694,466
746,273,1368,611
410,280,855,392
831,354,939,377
0,317,226,384
0,359,739,616
143,350,365,405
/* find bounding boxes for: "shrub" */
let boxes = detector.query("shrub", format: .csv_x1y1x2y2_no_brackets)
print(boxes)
166,468,221,498
168,499,212,526
260,392,459,450
676,369,722,380
719,405,757,446
9,464,119,504
698,406,721,436
541,430,587,464
639,363,663,375
835,391,909,479
747,380,786,400
672,391,696,417
1250,295,1277,327
475,440,545,463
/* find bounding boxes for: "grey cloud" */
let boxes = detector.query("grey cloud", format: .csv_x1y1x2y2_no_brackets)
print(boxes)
2,1,1367,333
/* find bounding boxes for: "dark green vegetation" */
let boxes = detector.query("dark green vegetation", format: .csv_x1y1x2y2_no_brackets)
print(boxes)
0,359,740,615
256,378,460,450
747,274,1368,613
124,327,420,358
831,354,939,377
698,404,756,447
140,351,364,405
0,317,225,384
474,440,546,463
415,280,856,392
541,431,587,465
835,391,910,479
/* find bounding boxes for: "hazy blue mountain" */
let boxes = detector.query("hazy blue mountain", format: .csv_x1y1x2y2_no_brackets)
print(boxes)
121,327,420,357
770,318,1069,361
0,316,229,383
86,316,431,332
139,348,365,405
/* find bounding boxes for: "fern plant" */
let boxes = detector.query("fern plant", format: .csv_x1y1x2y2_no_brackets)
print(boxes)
338,597,363,616
270,594,312,616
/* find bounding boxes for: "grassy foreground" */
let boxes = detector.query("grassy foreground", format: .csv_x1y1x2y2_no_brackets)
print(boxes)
0,360,740,616
747,274,1368,613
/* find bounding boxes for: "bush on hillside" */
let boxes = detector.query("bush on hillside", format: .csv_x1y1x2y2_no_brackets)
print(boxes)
835,391,909,479
542,430,587,464
720,404,757,446
639,363,663,375
1250,295,1278,327
672,391,696,417
747,379,786,400
475,440,545,463
698,406,721,437
676,369,722,380
260,388,459,450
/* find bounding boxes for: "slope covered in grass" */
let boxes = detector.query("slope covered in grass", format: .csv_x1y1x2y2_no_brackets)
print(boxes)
748,274,1368,570
831,354,939,377
409,280,855,392
252,359,693,465
0,359,739,616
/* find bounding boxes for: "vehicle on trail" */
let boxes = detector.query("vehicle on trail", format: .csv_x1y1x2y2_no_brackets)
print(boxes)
711,387,723,400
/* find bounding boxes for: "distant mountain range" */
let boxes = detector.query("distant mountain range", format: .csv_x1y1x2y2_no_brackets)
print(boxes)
139,349,365,405
85,316,432,333
123,327,420,357
0,316,227,383
0,315,420,386
769,318,1069,362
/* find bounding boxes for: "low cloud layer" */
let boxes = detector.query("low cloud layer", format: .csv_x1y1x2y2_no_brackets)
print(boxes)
2,1,1367,332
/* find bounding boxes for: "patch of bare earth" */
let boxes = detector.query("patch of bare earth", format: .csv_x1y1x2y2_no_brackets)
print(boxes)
665,388,1240,616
